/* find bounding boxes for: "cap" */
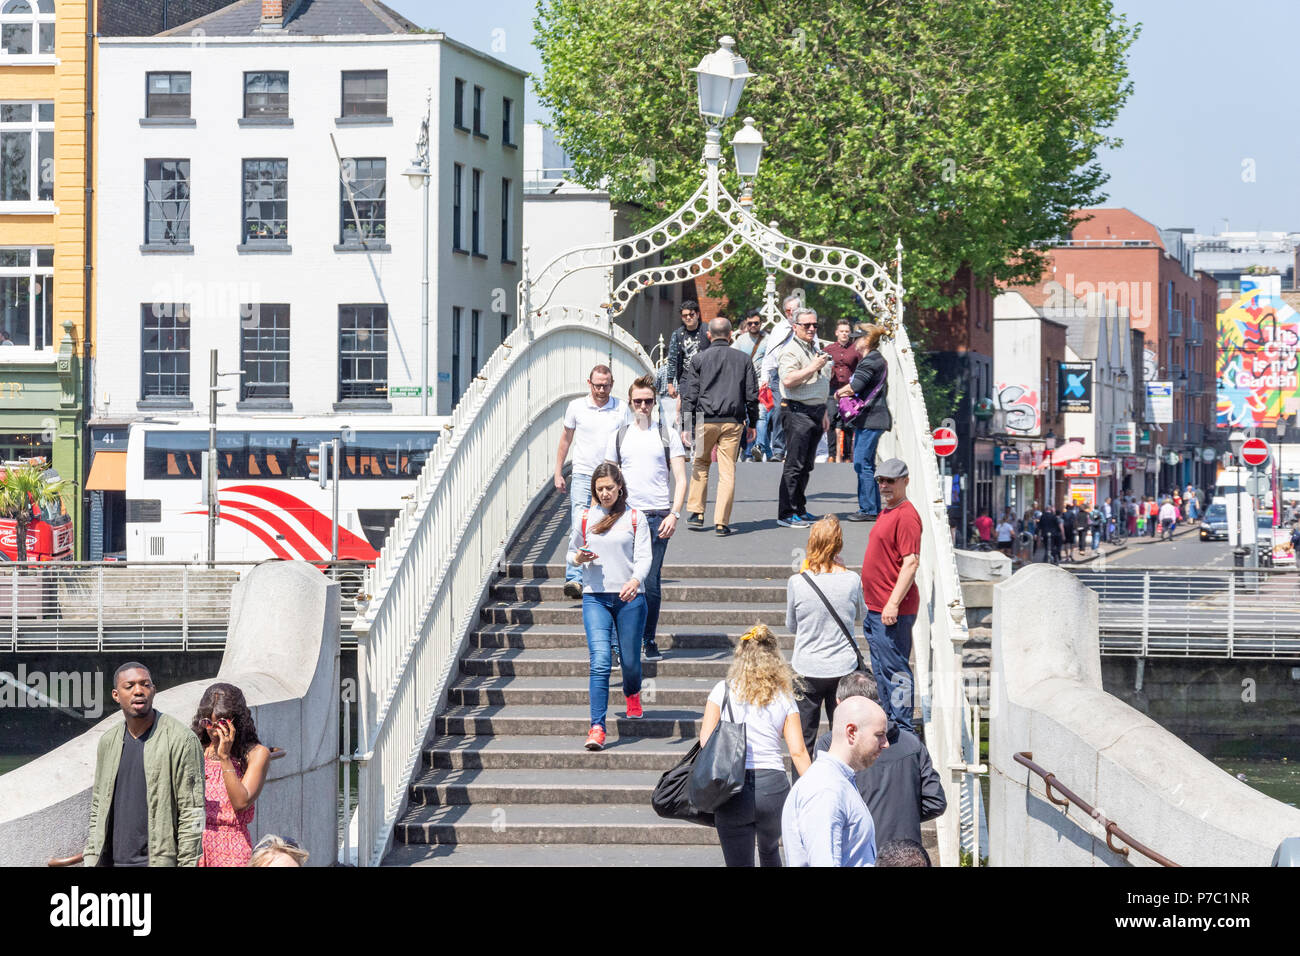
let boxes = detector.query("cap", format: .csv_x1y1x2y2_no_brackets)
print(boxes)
877,458,908,479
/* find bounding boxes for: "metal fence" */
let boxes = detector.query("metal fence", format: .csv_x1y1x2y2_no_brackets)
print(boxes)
1,560,366,652
1071,566,1300,659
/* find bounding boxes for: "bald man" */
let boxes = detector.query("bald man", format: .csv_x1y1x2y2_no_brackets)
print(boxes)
780,696,887,866
679,316,758,536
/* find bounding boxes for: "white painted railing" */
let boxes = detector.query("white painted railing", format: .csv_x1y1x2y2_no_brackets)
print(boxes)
348,307,653,866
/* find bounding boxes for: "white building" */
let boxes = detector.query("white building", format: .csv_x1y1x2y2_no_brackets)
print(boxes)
93,0,525,423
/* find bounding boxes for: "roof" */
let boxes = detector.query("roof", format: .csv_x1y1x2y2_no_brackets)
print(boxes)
162,0,419,37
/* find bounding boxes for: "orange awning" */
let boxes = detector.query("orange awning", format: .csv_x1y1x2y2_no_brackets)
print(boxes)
86,451,126,491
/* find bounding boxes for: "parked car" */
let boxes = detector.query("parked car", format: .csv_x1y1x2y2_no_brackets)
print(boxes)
1200,502,1228,541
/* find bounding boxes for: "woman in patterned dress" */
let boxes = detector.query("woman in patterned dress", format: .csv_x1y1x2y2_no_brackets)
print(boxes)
191,683,270,867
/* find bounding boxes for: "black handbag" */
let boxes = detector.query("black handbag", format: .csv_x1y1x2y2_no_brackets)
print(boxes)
650,740,716,826
686,683,747,812
800,571,868,672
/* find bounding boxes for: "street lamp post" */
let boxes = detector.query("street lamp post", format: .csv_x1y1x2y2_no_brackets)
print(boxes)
404,91,432,415
1045,429,1057,511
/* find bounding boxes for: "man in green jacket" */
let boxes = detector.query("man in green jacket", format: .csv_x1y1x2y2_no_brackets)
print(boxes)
84,662,205,867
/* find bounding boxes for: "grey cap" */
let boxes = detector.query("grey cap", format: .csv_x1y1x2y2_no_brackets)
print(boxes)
877,458,909,479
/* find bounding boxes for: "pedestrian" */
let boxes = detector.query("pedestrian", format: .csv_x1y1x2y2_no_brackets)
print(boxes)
732,308,767,460
1061,505,1076,560
776,308,833,528
812,670,946,848
665,301,708,426
758,294,804,462
1146,496,1159,537
1038,506,1062,564
606,373,688,662
699,623,811,867
974,510,993,545
1159,496,1178,541
680,317,759,537
569,463,651,751
786,515,868,754
860,458,922,732
824,320,860,462
876,840,932,867
83,662,205,867
555,365,626,600
780,696,888,867
1075,505,1090,554
249,834,309,867
1089,504,1103,551
1101,497,1113,542
191,682,271,867
995,512,1015,556
836,323,891,522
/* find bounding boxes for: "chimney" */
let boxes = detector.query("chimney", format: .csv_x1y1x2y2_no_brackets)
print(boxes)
261,0,285,28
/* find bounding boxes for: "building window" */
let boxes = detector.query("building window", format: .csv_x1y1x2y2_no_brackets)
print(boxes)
500,178,511,261
0,247,51,349
453,78,466,129
240,304,290,401
339,305,387,401
244,71,289,118
341,70,386,117
242,158,288,242
501,313,508,343
146,72,191,119
0,102,52,202
452,163,463,251
472,85,484,136
502,97,514,146
339,157,386,245
141,303,191,399
471,169,482,255
1,0,54,55
451,306,461,400
144,159,190,245
471,309,481,375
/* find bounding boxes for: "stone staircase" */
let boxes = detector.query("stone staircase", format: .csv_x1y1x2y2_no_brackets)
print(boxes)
384,496,937,866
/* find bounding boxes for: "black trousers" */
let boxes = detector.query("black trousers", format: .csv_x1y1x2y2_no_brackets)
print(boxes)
714,769,791,867
779,402,823,519
796,673,844,755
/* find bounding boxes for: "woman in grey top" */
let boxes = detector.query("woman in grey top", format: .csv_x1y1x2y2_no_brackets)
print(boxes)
786,515,868,754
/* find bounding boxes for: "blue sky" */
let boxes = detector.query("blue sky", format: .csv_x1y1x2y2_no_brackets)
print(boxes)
387,0,1298,235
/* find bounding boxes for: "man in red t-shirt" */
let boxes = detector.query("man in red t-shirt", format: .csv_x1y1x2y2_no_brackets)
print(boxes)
860,457,922,733
973,511,993,543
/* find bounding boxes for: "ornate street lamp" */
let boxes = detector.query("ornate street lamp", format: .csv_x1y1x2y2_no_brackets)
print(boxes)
730,116,765,206
691,35,753,123
403,93,433,415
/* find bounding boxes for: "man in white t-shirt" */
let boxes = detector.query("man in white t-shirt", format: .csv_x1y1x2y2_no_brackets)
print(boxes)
555,365,625,598
606,374,687,662
757,294,803,461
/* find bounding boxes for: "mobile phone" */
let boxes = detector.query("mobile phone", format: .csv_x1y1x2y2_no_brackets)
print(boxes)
577,548,596,559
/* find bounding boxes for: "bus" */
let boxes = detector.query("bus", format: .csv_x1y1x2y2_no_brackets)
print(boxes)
124,417,450,565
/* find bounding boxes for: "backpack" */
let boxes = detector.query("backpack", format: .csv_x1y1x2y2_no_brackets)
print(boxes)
613,419,674,475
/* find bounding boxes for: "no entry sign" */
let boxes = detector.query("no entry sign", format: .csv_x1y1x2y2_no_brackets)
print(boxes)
932,426,958,458
1240,437,1270,468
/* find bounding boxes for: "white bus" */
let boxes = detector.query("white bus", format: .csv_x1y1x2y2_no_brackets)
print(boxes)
124,416,450,564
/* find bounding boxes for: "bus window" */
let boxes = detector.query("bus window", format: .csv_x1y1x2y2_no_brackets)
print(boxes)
357,508,400,550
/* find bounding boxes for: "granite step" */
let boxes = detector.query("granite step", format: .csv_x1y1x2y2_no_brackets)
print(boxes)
458,646,733,678
394,802,721,846
469,624,795,651
435,704,704,738
383,842,725,866
449,674,719,707
423,733,719,771
489,577,791,604
501,562,833,581
478,602,788,626
407,768,663,806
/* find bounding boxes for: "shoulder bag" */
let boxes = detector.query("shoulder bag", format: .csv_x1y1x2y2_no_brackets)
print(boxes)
686,683,747,812
650,741,715,826
799,570,867,671
838,359,887,425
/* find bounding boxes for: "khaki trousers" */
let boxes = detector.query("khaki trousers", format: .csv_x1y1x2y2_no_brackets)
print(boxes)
687,422,744,526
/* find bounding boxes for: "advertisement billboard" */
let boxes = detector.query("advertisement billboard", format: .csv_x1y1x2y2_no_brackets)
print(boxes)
1146,381,1173,424
1216,279,1300,428
1058,362,1093,414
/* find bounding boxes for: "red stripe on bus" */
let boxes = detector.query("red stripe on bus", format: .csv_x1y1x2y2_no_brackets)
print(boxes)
222,484,379,560
219,500,326,561
183,510,294,560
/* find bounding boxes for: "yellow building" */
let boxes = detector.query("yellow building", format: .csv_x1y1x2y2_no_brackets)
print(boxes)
0,0,86,553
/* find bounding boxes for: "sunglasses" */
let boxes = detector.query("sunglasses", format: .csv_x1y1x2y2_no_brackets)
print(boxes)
198,717,232,730
796,322,818,329
630,397,655,407
875,477,898,485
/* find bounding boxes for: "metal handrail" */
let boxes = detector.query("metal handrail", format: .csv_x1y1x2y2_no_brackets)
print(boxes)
1013,751,1179,867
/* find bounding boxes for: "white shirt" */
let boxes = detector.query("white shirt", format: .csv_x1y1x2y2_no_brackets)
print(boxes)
760,319,796,376
996,521,1015,543
604,417,686,512
565,504,651,595
707,680,797,772
562,394,625,476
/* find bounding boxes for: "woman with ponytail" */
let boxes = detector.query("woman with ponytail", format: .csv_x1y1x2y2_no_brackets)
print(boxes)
699,624,812,866
568,462,651,751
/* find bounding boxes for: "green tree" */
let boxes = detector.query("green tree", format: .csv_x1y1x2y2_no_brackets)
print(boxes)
0,463,66,561
533,0,1136,318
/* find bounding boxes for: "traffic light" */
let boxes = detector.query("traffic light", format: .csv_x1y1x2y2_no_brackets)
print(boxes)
307,442,330,488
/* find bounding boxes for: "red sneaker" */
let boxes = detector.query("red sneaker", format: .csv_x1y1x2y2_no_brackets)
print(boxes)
584,725,606,750
625,693,643,719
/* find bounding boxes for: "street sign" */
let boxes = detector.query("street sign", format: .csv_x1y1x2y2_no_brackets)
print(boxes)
1112,422,1135,454
932,426,958,458
1241,437,1270,467
1123,456,1141,471
389,386,428,398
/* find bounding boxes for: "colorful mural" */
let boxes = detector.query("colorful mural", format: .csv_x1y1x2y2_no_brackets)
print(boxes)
995,382,1041,435
1216,284,1300,428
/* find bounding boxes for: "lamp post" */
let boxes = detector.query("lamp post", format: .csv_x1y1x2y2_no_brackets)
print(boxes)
404,92,432,415
730,116,765,205
1045,429,1057,511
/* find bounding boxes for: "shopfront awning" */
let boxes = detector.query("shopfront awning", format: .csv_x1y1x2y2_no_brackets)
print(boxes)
85,451,126,492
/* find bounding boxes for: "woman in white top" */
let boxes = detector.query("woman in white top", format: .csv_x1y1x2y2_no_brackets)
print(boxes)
567,463,651,752
786,515,867,755
699,624,812,866
995,513,1016,556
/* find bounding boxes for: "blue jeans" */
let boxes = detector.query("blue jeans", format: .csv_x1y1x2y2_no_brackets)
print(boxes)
865,610,916,733
583,592,647,729
564,471,593,583
756,404,774,458
853,427,884,514
766,368,785,457
642,510,671,646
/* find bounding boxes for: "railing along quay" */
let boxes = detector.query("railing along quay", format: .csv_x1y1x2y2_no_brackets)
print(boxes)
0,560,365,652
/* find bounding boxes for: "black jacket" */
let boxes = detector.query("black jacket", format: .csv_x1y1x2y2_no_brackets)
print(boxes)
815,720,946,846
681,339,759,428
845,349,892,432
667,324,708,386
